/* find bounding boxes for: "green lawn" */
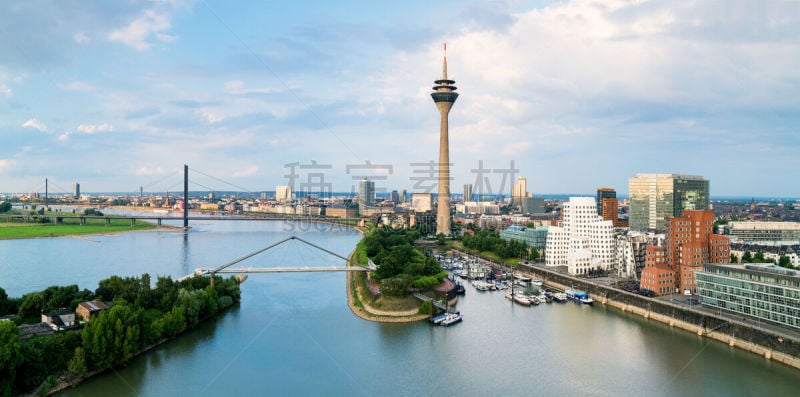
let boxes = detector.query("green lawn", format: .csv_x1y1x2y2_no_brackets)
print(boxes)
0,218,158,239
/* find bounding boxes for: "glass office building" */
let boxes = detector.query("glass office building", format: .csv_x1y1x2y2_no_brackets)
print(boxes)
696,263,800,330
500,225,549,251
628,173,709,231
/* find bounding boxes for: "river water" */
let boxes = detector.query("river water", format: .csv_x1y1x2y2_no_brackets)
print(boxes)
1,220,799,396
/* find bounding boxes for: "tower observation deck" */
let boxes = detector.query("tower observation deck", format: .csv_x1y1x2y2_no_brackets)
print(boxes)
431,44,458,236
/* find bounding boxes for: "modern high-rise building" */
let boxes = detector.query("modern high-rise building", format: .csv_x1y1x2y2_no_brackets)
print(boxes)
596,187,616,216
545,197,615,275
400,189,407,203
275,185,292,203
358,179,375,210
72,182,80,199
390,190,400,205
640,210,730,296
628,173,710,231
463,184,472,202
431,44,458,236
512,177,527,206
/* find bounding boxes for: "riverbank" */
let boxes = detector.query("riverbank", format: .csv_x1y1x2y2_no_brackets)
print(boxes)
451,247,800,371
0,216,169,240
345,247,430,323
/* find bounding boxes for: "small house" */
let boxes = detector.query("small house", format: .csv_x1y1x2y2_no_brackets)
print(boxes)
42,308,76,330
76,300,109,323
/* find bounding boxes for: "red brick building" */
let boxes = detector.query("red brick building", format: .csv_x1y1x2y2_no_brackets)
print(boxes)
640,210,729,296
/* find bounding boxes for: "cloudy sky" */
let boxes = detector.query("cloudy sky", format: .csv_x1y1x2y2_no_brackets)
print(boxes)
1,0,798,197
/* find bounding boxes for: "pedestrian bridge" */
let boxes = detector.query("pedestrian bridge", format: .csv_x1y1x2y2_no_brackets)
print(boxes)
178,236,375,282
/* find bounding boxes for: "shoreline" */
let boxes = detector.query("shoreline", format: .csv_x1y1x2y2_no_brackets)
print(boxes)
345,233,430,323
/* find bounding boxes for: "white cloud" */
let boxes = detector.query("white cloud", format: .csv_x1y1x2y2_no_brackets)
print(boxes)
58,81,95,91
21,118,49,132
76,123,113,134
108,9,173,51
232,165,259,178
73,32,90,43
134,166,166,176
0,159,15,170
58,132,70,141
0,83,10,96
156,33,177,43
198,110,224,124
224,80,277,95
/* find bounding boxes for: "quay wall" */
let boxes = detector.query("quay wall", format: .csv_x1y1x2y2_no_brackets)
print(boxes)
450,249,800,370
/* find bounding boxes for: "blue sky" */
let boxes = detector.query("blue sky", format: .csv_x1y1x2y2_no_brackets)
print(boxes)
1,0,798,197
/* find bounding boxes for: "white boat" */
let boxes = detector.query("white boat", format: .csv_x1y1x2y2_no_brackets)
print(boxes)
531,278,543,287
440,312,462,326
553,293,567,303
513,292,531,306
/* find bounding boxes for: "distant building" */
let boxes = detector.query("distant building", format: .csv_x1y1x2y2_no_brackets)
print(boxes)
76,300,109,323
275,185,292,203
463,184,473,202
72,182,80,199
628,173,710,231
596,188,615,216
511,176,533,208
640,210,729,296
724,221,800,245
411,193,433,212
697,263,800,330
358,179,375,210
500,225,548,251
390,190,400,205
400,189,407,203
545,197,615,275
522,197,545,214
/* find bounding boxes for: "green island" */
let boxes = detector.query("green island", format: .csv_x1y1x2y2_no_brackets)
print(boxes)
347,226,451,322
0,274,241,397
0,206,158,240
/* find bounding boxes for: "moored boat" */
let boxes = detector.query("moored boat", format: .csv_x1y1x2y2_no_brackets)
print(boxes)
565,288,594,304
440,312,462,326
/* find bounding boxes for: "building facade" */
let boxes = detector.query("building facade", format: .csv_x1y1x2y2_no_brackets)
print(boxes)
640,210,730,296
628,173,710,231
358,179,375,210
724,221,800,245
275,185,292,203
545,197,615,275
697,263,800,330
73,182,80,199
613,231,663,279
463,184,472,202
499,225,548,251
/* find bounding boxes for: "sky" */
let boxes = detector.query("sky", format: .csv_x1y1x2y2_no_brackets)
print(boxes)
1,0,798,197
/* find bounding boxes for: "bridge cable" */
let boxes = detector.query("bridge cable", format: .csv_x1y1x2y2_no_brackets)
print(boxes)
189,167,256,194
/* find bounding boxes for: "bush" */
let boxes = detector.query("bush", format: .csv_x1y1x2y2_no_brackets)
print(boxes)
418,300,432,315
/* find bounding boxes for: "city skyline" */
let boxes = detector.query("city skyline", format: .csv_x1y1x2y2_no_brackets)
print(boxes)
1,1,799,196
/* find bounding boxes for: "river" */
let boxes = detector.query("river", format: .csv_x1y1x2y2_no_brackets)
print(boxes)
1,220,798,396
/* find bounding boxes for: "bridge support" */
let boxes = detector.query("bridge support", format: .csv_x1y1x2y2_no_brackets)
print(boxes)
130,218,136,227
80,217,85,225
183,164,189,230
157,218,162,226
105,218,110,226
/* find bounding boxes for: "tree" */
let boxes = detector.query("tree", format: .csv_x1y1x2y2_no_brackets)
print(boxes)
67,347,88,382
742,251,753,263
0,202,11,213
778,256,793,269
0,321,22,397
730,253,739,263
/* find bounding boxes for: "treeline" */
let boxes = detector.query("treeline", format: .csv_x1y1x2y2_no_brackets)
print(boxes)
360,227,446,295
461,228,538,261
0,274,240,396
734,251,796,269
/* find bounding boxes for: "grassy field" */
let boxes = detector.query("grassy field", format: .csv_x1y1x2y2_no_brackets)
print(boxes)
0,218,158,239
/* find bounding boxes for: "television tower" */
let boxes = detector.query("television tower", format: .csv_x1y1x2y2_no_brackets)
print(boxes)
431,43,458,236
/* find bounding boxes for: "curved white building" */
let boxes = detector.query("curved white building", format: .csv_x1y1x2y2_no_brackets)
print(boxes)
545,197,615,275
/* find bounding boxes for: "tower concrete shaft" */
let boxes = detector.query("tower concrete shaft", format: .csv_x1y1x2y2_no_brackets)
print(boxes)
431,46,458,236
